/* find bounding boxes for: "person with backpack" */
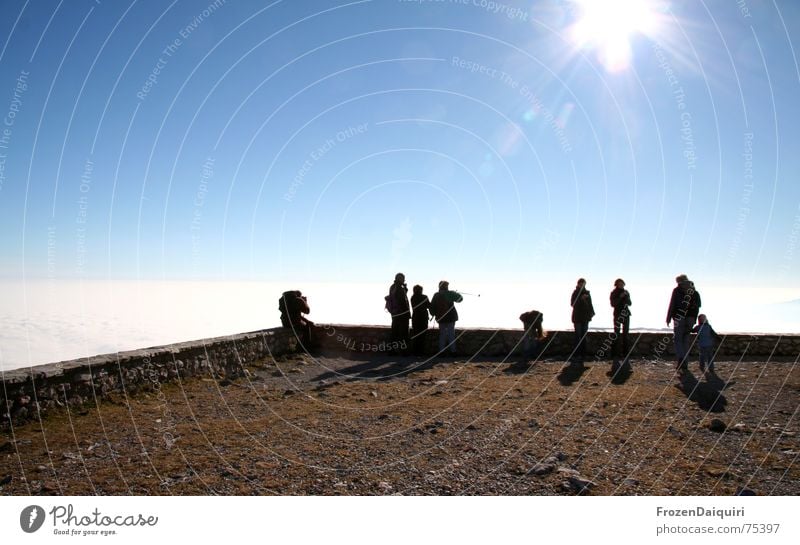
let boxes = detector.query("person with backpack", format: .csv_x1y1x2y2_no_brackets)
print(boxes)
570,278,595,364
278,290,314,351
410,284,431,356
609,278,632,362
430,280,463,356
666,274,702,374
385,273,411,353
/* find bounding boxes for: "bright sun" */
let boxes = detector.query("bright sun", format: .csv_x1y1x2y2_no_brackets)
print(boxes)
569,0,665,72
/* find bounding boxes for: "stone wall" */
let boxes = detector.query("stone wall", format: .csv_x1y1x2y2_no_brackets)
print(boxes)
2,325,798,425
317,324,800,360
1,328,300,426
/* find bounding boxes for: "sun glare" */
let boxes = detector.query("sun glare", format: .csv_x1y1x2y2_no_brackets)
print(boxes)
569,0,665,72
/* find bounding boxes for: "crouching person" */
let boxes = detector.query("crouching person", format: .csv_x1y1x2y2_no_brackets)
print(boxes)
519,310,545,361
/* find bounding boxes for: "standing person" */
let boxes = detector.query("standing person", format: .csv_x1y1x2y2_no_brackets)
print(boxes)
430,280,463,356
609,278,632,362
570,278,595,363
410,284,431,356
519,309,544,361
692,314,721,377
666,274,702,373
278,290,314,351
385,273,411,353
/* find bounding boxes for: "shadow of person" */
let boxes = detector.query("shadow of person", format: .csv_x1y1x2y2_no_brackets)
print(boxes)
504,360,535,375
607,359,633,385
675,370,728,413
557,361,588,386
311,355,439,383
704,370,735,390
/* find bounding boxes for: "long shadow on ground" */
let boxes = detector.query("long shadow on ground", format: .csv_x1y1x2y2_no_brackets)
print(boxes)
674,370,734,413
311,355,443,382
557,361,588,386
607,359,633,385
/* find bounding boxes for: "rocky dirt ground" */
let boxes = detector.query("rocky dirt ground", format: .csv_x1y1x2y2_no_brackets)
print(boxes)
1,354,798,495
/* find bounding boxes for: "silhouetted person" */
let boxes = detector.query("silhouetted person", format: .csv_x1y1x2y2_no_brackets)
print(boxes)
692,313,721,377
410,284,431,356
609,278,632,361
385,272,410,353
430,280,463,356
570,278,595,363
278,290,314,351
519,309,544,360
666,274,701,373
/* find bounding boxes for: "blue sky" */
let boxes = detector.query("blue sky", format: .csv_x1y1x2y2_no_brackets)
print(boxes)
1,0,799,291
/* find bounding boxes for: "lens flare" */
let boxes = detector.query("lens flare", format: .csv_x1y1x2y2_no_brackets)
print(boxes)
569,0,667,72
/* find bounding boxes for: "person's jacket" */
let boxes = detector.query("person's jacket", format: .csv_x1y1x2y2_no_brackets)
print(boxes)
667,281,701,322
519,310,544,338
388,282,410,318
692,321,721,348
610,287,632,317
571,288,595,323
279,291,309,327
410,293,430,323
431,290,463,323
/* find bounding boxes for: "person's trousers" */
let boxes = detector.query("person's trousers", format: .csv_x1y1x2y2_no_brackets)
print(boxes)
411,320,428,355
391,316,410,352
698,345,714,372
573,321,589,361
522,331,541,359
438,321,456,354
613,312,630,359
673,317,693,369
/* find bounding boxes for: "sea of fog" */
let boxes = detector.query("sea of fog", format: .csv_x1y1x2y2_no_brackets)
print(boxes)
1,280,798,371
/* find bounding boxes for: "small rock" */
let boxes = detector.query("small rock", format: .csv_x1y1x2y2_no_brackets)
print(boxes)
705,467,735,479
218,379,232,386
708,419,727,433
564,475,596,494
0,475,11,486
532,463,555,476
466,424,477,430
377,414,389,420
434,380,448,385
667,425,683,437
0,442,11,453
378,481,392,491
557,466,580,477
41,481,58,492
622,478,639,486
35,465,47,473
370,391,378,398
283,389,295,397
736,487,757,496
